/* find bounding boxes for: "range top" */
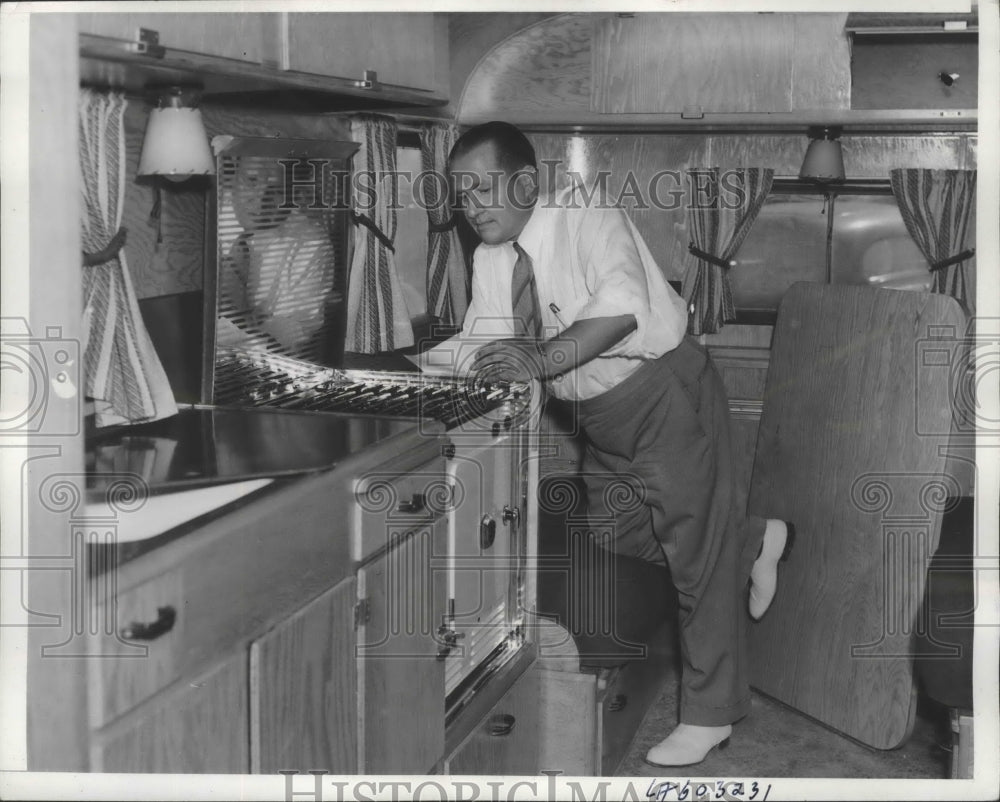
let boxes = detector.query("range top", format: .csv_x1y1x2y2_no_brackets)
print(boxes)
85,405,426,500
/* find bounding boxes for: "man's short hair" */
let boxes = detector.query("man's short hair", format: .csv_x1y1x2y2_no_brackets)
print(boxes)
449,121,537,173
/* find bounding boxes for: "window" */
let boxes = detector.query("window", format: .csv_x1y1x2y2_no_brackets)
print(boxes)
731,180,929,321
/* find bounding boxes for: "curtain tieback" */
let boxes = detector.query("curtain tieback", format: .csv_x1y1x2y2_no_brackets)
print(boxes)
82,227,128,267
689,242,737,270
428,214,459,234
930,248,975,272
350,211,395,253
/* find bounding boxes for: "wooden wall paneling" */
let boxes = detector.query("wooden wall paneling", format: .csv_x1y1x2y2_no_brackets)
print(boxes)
747,283,967,750
200,105,354,143
121,101,206,298
789,13,851,111
528,132,710,283
591,13,796,115
77,12,264,63
250,577,358,774
705,135,806,174
963,135,978,170
840,135,969,175
24,11,88,772
448,12,561,113
457,13,594,123
91,654,249,773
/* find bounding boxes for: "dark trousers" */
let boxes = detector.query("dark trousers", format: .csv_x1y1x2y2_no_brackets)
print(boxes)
576,337,766,726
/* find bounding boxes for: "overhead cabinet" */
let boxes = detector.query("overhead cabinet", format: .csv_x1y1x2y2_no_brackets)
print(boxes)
77,11,448,109
592,13,799,114
283,13,444,95
846,12,978,110
76,12,264,63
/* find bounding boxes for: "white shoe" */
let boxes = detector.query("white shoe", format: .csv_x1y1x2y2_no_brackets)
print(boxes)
749,519,795,620
644,723,733,767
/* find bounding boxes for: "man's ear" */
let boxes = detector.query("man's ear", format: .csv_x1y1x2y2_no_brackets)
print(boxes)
512,166,539,208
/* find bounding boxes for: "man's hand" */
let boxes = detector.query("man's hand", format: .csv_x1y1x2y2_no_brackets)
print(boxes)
471,337,545,384
470,314,639,386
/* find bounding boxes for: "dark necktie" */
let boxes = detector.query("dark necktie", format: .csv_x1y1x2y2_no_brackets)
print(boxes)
510,242,543,340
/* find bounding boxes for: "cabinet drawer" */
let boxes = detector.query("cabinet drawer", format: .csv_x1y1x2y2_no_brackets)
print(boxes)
445,667,539,775
353,456,447,562
88,570,186,727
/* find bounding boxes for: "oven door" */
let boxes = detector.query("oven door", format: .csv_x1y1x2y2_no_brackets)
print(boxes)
443,427,520,696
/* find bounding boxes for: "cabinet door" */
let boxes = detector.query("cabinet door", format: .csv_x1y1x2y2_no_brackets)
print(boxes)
358,519,448,774
285,12,438,91
445,666,540,775
91,655,248,773
77,12,263,63
250,578,358,774
592,13,795,114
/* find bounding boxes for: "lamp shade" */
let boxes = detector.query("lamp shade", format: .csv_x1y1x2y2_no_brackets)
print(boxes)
137,97,215,179
799,128,845,183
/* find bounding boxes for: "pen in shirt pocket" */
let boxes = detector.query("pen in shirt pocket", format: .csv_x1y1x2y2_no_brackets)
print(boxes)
548,302,569,328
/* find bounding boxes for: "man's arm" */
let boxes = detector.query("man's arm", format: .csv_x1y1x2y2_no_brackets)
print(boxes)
472,314,637,382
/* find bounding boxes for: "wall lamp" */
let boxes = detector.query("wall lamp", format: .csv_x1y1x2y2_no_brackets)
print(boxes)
137,87,214,243
137,87,214,181
799,126,846,184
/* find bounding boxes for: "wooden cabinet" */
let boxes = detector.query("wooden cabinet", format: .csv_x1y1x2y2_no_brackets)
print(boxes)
284,13,443,93
851,36,978,110
533,623,674,776
250,578,358,774
358,519,449,774
76,11,264,63
592,13,797,114
91,655,249,773
444,664,540,775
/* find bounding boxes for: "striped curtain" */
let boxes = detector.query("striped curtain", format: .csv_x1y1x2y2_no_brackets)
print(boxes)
683,167,773,336
890,169,976,313
418,123,469,327
345,114,413,353
79,90,177,427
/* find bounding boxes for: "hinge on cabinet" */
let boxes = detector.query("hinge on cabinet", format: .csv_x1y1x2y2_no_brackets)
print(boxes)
135,28,166,60
354,598,370,629
681,106,705,120
354,70,381,91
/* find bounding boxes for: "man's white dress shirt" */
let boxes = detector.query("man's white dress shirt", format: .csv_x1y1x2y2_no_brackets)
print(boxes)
425,184,688,401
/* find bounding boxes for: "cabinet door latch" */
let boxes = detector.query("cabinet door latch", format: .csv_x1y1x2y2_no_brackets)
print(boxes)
354,598,370,629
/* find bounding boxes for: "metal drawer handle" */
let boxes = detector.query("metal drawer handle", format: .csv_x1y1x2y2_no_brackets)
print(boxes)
488,713,516,737
120,605,176,641
609,693,628,713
